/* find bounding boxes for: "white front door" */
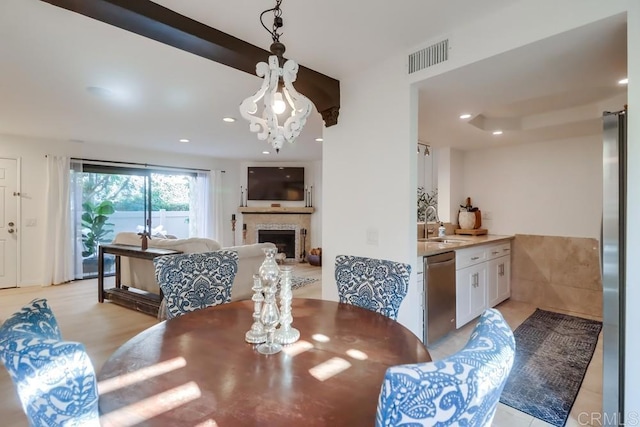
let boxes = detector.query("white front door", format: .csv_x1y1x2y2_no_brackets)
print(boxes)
0,158,18,288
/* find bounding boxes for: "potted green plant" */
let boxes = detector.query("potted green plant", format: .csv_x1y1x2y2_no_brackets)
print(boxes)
81,200,115,275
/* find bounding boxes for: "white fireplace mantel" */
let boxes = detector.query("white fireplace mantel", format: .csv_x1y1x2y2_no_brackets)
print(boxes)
238,207,315,214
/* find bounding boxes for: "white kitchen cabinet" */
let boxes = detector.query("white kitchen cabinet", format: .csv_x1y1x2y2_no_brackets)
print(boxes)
455,246,487,328
487,255,510,307
455,259,487,329
455,240,511,329
487,242,511,307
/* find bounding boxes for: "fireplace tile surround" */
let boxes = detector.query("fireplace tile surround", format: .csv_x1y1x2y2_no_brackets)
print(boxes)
240,208,313,261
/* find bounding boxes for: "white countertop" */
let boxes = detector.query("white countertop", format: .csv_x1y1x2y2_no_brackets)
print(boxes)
417,234,514,257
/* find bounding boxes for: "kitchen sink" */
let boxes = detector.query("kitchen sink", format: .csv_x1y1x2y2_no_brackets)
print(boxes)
427,238,468,244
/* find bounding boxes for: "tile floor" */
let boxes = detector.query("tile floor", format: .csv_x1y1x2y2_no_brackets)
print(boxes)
427,299,604,427
293,266,604,427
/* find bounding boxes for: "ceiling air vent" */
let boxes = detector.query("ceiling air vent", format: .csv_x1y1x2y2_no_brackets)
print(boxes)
408,39,449,74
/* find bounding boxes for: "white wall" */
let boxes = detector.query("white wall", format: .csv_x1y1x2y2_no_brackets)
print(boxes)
435,147,465,224
0,134,241,286
417,147,437,192
322,53,420,336
311,160,322,248
462,135,602,238
320,1,638,412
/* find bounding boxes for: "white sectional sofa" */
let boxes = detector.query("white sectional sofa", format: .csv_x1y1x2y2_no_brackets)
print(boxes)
112,232,275,302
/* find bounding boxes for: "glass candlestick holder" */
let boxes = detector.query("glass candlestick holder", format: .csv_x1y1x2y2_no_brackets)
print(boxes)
259,247,280,288
256,247,282,355
245,274,267,344
257,279,282,354
275,266,300,345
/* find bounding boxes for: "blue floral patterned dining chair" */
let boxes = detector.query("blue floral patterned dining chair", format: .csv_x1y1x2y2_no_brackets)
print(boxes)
0,298,100,427
375,308,516,427
154,250,239,319
334,255,411,320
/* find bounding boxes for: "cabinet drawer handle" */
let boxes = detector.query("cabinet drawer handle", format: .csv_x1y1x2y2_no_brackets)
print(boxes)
503,248,509,252
492,251,499,255
471,256,480,261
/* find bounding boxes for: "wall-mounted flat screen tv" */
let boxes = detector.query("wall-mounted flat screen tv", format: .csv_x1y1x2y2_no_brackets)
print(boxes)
247,167,305,201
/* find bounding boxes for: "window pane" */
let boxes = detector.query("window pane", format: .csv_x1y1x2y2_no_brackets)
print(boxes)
150,173,192,239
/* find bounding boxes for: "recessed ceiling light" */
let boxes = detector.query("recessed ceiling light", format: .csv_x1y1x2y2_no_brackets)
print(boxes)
86,86,114,98
315,137,323,142
459,113,472,119
179,138,190,143
618,78,628,85
262,151,270,155
492,130,503,135
86,85,135,104
223,117,236,123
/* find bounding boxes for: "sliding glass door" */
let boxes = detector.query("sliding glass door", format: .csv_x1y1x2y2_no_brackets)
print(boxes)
71,162,198,278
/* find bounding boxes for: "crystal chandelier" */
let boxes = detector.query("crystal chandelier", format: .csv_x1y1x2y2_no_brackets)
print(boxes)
239,0,312,153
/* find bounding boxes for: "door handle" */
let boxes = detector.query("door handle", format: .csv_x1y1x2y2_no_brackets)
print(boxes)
8,222,14,227
8,229,15,234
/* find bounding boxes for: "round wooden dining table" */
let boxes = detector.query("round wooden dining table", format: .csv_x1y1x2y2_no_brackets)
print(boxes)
98,298,431,427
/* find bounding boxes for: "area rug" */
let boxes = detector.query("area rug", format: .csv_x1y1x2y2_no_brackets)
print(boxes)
499,309,602,427
291,276,318,290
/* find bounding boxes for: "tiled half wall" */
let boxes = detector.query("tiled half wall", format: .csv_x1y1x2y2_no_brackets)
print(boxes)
242,213,311,262
511,234,602,319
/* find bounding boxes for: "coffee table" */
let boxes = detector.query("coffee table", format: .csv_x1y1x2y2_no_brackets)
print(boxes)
98,298,430,426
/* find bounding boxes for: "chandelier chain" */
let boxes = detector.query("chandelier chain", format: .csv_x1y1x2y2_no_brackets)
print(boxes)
260,0,284,44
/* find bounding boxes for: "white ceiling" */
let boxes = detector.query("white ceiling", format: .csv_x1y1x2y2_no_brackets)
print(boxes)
0,1,627,161
417,13,628,150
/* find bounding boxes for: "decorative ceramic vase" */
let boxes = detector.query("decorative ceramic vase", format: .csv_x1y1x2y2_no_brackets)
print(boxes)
459,211,476,229
274,266,300,345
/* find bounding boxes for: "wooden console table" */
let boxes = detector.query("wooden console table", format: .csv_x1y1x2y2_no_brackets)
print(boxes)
98,243,182,316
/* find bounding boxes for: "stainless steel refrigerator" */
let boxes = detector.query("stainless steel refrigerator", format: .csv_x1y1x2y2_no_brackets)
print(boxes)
602,109,626,423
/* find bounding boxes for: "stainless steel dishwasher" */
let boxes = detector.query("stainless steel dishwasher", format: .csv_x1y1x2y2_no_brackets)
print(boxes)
424,251,456,346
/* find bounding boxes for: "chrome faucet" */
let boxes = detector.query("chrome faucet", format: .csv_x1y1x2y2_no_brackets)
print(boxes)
424,205,440,238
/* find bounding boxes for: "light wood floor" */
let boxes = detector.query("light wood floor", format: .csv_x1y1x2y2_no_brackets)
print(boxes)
0,267,602,427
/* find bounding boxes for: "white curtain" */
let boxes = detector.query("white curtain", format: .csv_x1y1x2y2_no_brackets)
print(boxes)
70,160,84,279
210,170,223,242
189,170,222,240
42,156,74,285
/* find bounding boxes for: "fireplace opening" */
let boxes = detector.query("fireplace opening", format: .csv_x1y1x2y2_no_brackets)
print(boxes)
258,230,296,259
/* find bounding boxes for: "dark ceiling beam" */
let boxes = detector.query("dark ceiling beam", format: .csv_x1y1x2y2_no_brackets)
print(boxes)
41,0,340,126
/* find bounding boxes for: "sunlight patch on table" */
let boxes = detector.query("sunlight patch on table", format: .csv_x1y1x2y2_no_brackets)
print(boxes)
98,357,187,395
194,420,219,427
308,357,352,381
99,381,201,427
346,349,368,360
282,340,314,356
311,333,331,343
